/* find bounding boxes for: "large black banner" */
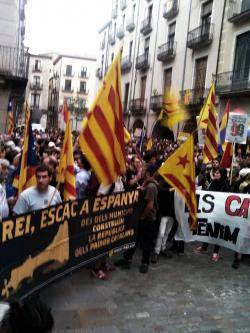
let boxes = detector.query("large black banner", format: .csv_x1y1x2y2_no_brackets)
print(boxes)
0,190,143,300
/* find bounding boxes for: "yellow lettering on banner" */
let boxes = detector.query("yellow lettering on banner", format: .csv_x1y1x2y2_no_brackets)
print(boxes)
107,195,115,209
80,200,89,215
128,191,135,204
15,216,26,237
40,209,48,229
2,220,14,242
48,207,55,226
93,197,101,212
25,215,31,234
100,197,107,211
113,194,121,208
56,204,63,222
133,190,139,203
71,201,77,217
62,203,70,220
121,192,128,206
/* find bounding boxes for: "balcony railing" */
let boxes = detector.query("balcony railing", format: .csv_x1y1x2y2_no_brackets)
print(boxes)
117,26,125,39
30,82,43,90
150,95,163,112
216,68,250,95
163,0,179,20
96,68,103,79
121,56,132,73
0,45,29,79
187,23,214,49
135,53,150,71
120,0,127,10
112,6,118,19
79,72,89,79
100,39,105,50
140,16,152,35
180,88,209,106
77,89,89,95
126,16,135,32
32,66,42,73
157,41,176,62
228,0,250,23
109,33,116,45
130,98,147,115
64,71,74,77
62,87,74,93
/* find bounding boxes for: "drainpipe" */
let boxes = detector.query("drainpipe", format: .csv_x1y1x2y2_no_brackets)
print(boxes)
181,0,192,92
215,0,227,78
127,0,141,130
147,0,161,136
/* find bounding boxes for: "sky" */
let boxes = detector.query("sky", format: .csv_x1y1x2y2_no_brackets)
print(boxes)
25,0,112,57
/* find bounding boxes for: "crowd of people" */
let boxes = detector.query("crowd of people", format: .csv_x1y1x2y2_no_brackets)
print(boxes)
0,128,250,279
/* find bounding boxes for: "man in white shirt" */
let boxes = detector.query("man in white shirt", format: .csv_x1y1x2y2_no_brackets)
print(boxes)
13,164,62,215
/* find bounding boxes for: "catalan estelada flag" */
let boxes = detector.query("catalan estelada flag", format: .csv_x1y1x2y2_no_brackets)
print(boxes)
158,135,197,230
13,105,38,195
7,101,14,136
57,103,76,200
197,84,215,130
124,126,131,144
79,50,126,185
161,89,189,130
203,85,218,164
219,100,230,153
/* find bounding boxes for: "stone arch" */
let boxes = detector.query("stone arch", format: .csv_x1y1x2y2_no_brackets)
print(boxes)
132,118,144,135
151,120,174,141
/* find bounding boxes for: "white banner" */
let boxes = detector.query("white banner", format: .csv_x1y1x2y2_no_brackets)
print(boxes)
225,113,249,144
175,190,250,254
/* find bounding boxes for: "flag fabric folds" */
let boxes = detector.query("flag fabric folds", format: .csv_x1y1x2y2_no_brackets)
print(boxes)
197,84,215,130
158,135,197,230
124,126,131,144
146,136,153,151
219,100,230,153
7,101,14,136
13,106,38,195
220,142,233,169
136,127,146,155
57,103,76,200
79,51,126,186
203,85,218,164
161,89,189,130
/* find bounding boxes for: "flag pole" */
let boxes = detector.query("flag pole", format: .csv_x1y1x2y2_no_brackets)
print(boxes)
229,142,235,185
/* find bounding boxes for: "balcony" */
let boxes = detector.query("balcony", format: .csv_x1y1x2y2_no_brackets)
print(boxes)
32,65,42,73
77,89,89,95
150,95,163,112
64,71,74,77
96,68,103,80
135,53,150,71
79,72,89,79
187,23,214,49
163,0,179,20
112,6,118,19
180,88,209,106
0,45,29,80
120,0,127,10
228,0,250,23
109,32,116,45
216,68,250,96
126,16,135,32
30,82,43,90
62,87,73,93
130,98,147,115
121,56,132,73
157,41,176,62
117,26,125,39
140,16,152,35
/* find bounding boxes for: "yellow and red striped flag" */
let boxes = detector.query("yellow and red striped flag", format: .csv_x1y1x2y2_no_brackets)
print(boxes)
161,89,189,130
158,135,197,230
197,84,215,130
203,85,218,164
7,101,14,135
79,50,126,185
146,136,153,150
124,126,131,144
13,105,38,195
57,102,76,200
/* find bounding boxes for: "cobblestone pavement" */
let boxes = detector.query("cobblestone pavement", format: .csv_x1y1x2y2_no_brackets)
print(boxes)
41,243,250,333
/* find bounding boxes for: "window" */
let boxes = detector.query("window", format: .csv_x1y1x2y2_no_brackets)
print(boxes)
64,79,72,91
168,22,176,46
30,93,40,108
33,76,40,85
80,81,86,93
201,0,213,26
66,65,72,76
122,14,125,28
80,66,87,78
145,37,150,59
233,31,250,82
129,41,133,60
164,68,172,91
34,60,41,71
